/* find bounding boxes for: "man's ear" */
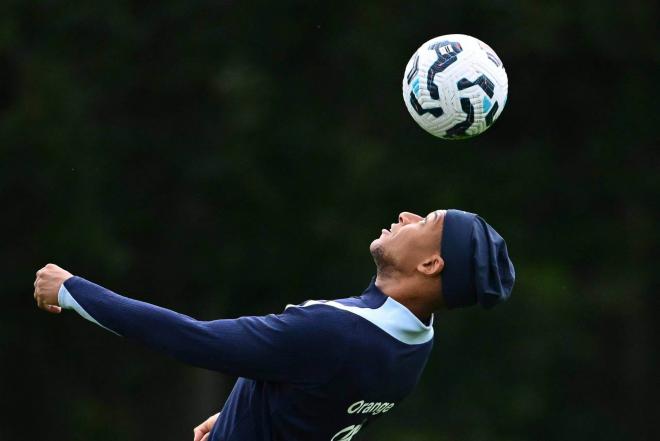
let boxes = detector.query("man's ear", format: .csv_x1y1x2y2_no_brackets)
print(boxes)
417,255,444,276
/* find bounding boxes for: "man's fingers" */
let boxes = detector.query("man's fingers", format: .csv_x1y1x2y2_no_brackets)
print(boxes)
193,428,203,441
193,428,204,441
36,299,60,314
195,418,213,433
193,412,219,441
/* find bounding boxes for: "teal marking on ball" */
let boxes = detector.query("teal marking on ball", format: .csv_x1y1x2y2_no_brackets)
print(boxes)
482,96,492,113
412,78,420,96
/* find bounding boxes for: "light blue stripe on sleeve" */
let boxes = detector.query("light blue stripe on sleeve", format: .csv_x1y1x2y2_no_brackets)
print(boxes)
58,283,120,335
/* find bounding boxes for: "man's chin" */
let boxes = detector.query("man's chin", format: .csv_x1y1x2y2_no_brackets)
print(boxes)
370,241,394,274
369,238,383,253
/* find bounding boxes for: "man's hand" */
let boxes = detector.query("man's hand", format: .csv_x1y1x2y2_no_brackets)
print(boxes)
34,263,73,314
193,412,219,441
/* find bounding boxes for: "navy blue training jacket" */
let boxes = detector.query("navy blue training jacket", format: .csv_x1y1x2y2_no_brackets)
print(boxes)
59,277,434,441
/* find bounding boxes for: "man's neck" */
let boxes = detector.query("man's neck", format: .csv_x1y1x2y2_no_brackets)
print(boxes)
374,275,436,324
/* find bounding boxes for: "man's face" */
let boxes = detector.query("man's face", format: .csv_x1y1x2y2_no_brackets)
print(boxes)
370,210,446,275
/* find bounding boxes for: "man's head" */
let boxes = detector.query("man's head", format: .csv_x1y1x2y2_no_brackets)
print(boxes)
370,209,515,311
370,210,447,309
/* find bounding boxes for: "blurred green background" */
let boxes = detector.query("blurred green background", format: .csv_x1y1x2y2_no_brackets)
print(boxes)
1,1,657,440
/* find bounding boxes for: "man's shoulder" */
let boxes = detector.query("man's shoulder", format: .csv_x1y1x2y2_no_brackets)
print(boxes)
284,293,434,346
258,299,359,359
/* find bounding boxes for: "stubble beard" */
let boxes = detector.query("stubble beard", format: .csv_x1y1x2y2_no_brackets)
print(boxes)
370,242,396,278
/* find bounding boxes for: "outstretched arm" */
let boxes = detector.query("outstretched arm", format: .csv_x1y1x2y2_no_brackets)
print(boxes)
32,264,350,382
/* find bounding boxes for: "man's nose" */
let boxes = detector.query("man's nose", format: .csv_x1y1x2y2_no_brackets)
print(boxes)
398,212,420,225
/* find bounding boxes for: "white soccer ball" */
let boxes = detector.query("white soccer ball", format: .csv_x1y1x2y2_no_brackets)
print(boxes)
402,34,508,139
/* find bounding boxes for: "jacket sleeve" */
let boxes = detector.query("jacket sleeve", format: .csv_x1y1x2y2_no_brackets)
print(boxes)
59,276,352,383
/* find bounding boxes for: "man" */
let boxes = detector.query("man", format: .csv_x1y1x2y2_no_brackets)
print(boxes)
33,209,515,441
